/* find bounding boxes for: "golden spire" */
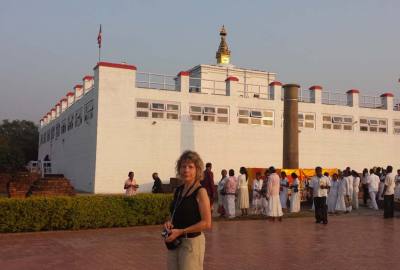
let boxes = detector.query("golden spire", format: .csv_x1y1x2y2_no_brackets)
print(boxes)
216,25,231,65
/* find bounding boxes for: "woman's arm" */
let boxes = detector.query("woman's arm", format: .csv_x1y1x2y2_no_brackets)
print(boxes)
166,188,211,242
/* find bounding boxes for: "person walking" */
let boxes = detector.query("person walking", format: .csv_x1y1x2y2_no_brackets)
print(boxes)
267,166,283,221
238,167,250,216
382,165,396,219
224,169,238,219
289,172,301,213
152,172,163,193
201,162,215,211
164,151,211,270
309,167,330,224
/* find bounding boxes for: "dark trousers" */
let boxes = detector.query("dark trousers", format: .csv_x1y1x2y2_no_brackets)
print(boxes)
383,194,394,218
362,185,369,205
314,196,328,223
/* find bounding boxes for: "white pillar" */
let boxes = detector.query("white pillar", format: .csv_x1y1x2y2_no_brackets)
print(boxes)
40,119,44,128
346,89,360,107
269,81,282,101
55,103,61,117
83,75,94,93
309,85,322,104
225,76,239,96
67,92,75,107
60,98,68,112
46,112,52,122
74,85,83,100
50,108,56,120
380,93,394,110
176,71,189,92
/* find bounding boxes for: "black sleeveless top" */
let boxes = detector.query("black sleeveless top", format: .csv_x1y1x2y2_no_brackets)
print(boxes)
170,185,203,229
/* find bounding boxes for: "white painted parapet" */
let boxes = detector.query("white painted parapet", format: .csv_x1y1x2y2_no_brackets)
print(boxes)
269,81,282,101
176,71,189,92
225,76,239,96
74,85,83,100
83,75,94,93
50,108,56,121
66,92,75,107
380,92,394,110
55,102,61,117
46,112,52,122
40,118,44,127
309,85,322,104
346,89,360,107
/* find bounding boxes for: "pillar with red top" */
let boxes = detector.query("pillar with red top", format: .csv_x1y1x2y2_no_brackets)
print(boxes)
346,89,360,107
269,81,282,101
176,71,189,92
225,76,239,96
380,93,394,110
66,92,75,107
83,76,94,93
309,85,322,104
74,85,83,100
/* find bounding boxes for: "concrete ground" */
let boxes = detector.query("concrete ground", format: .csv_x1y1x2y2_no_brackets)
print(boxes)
0,207,399,270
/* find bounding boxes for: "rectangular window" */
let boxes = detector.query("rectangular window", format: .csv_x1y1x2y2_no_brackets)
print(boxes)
68,114,74,130
323,115,331,122
190,104,229,124
151,103,165,111
393,120,400,135
360,126,368,132
333,124,342,130
51,126,55,139
75,108,83,127
360,117,387,134
61,119,67,134
203,107,216,115
323,114,352,132
238,118,249,124
204,115,215,122
332,116,343,123
137,111,149,118
152,112,164,119
137,100,179,121
263,111,273,118
190,106,202,113
56,123,60,137
167,104,179,111
250,110,262,118
323,123,332,129
167,113,179,120
305,122,314,128
238,109,249,117
240,108,273,126
251,118,262,125
263,119,273,126
305,114,314,121
84,100,94,121
343,125,352,131
217,108,228,114
137,102,149,109
190,115,201,121
217,116,229,123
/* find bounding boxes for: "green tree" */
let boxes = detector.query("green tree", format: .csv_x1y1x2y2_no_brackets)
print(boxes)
0,120,39,172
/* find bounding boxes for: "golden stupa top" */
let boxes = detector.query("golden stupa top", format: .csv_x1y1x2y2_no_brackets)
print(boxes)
216,25,231,64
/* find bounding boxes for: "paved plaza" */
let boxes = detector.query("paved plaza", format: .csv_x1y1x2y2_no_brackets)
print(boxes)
0,210,399,270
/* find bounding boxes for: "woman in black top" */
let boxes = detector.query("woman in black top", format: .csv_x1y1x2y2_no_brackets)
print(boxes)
164,150,212,270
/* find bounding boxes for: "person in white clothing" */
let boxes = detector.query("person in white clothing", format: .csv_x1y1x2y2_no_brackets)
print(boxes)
252,172,263,214
343,170,353,213
279,171,289,211
267,166,283,221
351,170,361,210
394,169,400,201
361,168,370,206
309,167,330,224
217,169,229,217
383,166,396,218
289,172,301,213
335,172,347,212
366,169,380,210
260,170,269,216
328,173,339,213
238,167,250,216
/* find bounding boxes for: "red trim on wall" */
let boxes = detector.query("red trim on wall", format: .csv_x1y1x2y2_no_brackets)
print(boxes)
51,108,56,112
380,92,394,97
269,81,282,86
55,103,61,107
177,71,190,76
83,75,94,81
66,92,75,97
225,76,239,82
309,85,323,90
60,98,68,102
94,61,137,71
74,84,83,89
346,89,360,94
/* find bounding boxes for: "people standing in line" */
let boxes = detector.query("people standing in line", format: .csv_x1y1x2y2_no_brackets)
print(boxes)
335,172,347,212
279,171,289,212
152,172,163,193
309,167,330,224
382,165,396,219
361,168,370,206
289,172,301,213
224,169,238,219
367,168,380,210
352,170,360,210
238,167,250,216
394,169,400,201
267,166,283,221
124,171,139,196
217,169,229,217
201,162,215,212
328,173,339,214
164,150,211,270
252,172,263,215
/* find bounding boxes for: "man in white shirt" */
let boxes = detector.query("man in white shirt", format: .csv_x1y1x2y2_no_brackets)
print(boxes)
352,171,361,210
309,167,330,224
382,166,396,218
367,169,380,210
345,171,354,213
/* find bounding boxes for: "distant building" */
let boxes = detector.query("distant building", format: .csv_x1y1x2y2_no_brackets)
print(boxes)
38,27,400,193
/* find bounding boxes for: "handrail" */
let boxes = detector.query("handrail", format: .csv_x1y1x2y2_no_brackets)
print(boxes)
359,95,383,109
136,72,177,91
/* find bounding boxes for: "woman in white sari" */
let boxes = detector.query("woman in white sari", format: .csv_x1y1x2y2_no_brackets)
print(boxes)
289,172,301,213
252,172,263,214
335,172,347,212
279,171,289,211
238,167,250,216
328,173,339,213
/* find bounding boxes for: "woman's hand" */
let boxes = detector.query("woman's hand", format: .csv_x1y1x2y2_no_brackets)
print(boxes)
165,229,183,243
164,220,173,231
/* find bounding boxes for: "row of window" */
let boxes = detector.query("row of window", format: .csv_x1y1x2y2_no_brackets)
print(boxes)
40,100,94,144
130,100,400,135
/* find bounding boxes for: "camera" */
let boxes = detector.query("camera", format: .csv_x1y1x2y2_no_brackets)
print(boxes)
162,229,182,250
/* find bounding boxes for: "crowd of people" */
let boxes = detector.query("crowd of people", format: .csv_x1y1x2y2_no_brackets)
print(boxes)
211,165,400,222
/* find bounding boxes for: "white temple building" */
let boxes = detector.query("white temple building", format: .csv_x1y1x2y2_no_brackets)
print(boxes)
38,27,400,193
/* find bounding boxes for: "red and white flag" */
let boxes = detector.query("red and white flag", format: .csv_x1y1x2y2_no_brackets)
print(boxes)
97,24,102,48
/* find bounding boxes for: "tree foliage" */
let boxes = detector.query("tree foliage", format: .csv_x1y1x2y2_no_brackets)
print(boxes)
0,120,39,172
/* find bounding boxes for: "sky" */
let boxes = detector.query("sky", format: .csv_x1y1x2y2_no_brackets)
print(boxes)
1,0,400,123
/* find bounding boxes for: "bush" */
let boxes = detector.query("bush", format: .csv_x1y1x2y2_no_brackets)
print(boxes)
0,194,173,233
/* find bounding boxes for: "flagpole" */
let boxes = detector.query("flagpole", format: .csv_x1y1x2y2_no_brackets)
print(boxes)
97,24,102,63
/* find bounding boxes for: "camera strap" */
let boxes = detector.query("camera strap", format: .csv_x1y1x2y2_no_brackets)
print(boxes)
170,182,197,223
